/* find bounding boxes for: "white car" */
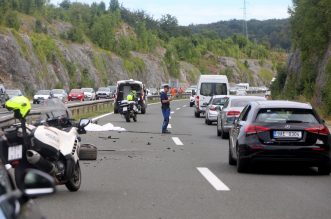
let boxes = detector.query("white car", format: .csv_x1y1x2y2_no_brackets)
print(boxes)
205,95,229,125
33,90,51,104
82,88,96,101
51,89,68,102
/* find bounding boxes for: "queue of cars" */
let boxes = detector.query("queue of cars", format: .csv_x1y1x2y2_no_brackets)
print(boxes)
193,75,331,175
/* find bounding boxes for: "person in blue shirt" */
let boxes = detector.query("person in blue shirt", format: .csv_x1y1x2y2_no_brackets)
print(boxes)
160,85,172,134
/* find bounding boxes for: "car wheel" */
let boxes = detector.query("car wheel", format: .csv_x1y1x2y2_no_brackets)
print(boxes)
318,164,331,175
194,111,200,118
237,149,249,173
228,143,236,166
221,123,229,139
206,119,212,125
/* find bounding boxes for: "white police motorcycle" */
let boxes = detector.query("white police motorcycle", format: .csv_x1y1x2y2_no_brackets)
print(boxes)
4,96,90,192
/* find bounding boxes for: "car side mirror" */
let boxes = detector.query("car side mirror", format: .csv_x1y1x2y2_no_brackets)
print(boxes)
23,169,56,198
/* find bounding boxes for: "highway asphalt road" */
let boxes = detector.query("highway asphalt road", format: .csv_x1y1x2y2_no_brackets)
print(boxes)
36,100,331,219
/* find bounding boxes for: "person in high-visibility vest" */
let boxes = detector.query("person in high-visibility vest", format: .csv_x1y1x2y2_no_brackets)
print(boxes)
127,90,136,101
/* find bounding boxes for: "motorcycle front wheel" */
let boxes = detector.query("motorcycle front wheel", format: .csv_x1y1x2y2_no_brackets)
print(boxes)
65,162,81,192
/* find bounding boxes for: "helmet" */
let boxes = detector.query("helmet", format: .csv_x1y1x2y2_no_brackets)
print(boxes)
5,96,31,119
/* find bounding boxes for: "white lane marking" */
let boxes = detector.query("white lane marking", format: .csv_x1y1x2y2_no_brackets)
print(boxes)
169,116,172,120
172,137,183,146
168,124,172,129
176,108,181,110
183,105,187,107
148,102,160,106
171,111,175,114
92,112,114,122
197,167,230,191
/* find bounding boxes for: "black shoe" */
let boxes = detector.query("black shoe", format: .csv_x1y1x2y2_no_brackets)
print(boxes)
162,130,171,134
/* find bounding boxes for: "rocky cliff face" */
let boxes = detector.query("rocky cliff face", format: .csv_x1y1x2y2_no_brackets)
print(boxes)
286,42,331,106
0,20,275,95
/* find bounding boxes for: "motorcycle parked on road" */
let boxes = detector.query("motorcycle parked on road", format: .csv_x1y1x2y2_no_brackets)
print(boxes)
3,96,90,192
120,100,139,122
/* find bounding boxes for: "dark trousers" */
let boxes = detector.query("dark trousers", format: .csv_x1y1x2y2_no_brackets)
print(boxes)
162,108,170,132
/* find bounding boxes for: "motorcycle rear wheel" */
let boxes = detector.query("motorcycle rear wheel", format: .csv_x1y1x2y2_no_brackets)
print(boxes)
125,112,130,122
65,162,81,192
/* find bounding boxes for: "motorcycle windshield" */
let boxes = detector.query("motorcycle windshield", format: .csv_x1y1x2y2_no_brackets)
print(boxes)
36,98,72,120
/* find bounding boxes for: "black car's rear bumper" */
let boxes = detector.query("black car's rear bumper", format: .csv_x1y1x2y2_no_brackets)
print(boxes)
239,145,330,165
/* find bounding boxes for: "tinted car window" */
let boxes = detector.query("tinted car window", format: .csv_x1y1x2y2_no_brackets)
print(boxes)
212,97,228,105
255,108,319,124
37,90,50,95
215,84,227,95
239,105,251,121
230,99,257,107
200,83,213,96
200,83,227,96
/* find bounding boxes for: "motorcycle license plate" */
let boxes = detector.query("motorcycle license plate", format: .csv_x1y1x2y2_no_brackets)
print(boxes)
8,145,23,161
123,107,127,111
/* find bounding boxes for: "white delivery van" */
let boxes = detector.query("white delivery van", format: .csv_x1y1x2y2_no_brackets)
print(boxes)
194,75,229,118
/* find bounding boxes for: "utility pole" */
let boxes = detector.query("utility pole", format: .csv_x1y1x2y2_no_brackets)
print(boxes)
243,0,248,39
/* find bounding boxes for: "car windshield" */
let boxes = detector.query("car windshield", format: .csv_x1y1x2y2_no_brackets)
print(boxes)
200,83,227,96
255,108,319,124
230,98,260,107
37,90,50,95
52,89,64,94
82,88,93,92
71,89,82,93
6,90,20,95
98,87,109,91
212,97,228,105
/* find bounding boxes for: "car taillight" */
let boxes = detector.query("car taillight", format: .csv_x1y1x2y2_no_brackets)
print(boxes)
305,125,330,135
245,125,270,135
227,111,241,116
196,96,200,107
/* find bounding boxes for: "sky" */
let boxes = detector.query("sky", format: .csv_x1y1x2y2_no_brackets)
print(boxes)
50,0,293,25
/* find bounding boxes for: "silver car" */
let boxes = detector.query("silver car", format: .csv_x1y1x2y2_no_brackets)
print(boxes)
205,95,229,125
51,89,68,102
82,88,96,101
217,96,266,138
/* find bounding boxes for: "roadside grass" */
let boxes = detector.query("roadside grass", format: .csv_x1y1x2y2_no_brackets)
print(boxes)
72,105,114,121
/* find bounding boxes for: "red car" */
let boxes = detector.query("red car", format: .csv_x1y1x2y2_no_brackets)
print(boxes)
68,89,84,101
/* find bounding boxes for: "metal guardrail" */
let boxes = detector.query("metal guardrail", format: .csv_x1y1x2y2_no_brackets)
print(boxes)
0,95,191,128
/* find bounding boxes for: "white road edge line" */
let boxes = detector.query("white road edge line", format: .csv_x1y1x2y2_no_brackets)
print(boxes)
168,124,172,129
92,112,114,122
197,167,230,191
172,137,183,146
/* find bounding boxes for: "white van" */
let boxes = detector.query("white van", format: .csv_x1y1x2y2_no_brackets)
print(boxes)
194,75,229,117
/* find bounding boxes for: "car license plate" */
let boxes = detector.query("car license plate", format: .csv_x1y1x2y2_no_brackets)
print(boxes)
123,107,127,111
273,131,302,139
8,145,22,161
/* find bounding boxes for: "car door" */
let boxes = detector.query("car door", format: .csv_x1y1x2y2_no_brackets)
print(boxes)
220,99,230,125
231,105,251,159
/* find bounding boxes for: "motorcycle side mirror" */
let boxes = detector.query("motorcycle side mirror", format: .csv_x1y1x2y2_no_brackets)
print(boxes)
79,119,90,128
22,169,56,198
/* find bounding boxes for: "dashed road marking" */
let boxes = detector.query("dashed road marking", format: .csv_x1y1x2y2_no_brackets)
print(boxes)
171,111,175,114
168,124,172,129
197,167,230,191
169,116,172,120
183,105,187,107
176,108,181,110
172,137,184,146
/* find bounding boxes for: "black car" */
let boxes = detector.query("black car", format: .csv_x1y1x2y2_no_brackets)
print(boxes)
229,100,331,174
0,164,56,219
